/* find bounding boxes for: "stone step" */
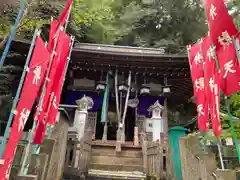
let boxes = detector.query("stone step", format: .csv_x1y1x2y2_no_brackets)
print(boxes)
87,175,145,180
91,155,143,166
89,163,143,172
91,141,142,150
88,169,146,180
92,147,142,158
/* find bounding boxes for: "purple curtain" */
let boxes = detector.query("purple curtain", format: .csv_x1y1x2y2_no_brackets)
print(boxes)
64,90,164,115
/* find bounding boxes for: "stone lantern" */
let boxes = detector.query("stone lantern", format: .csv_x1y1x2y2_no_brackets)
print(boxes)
148,100,164,119
147,100,164,141
76,95,94,112
72,95,94,140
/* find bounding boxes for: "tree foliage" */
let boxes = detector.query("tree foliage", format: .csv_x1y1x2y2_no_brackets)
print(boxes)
0,0,208,51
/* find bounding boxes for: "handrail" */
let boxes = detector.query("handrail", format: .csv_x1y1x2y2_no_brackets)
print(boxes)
212,172,218,180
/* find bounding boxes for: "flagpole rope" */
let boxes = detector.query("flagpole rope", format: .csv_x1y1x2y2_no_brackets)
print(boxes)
0,0,26,68
0,28,41,159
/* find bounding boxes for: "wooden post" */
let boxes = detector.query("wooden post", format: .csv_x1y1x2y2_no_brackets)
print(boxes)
134,126,139,146
121,71,132,144
163,99,168,134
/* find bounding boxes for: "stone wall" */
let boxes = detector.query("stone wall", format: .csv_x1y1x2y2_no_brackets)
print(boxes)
43,114,69,180
179,134,240,180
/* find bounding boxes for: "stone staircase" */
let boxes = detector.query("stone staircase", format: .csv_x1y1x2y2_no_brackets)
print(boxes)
87,141,146,179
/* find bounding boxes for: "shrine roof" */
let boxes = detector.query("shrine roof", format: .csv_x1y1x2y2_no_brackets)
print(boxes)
7,39,193,105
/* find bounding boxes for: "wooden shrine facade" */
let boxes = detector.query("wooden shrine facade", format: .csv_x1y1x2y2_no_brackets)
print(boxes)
7,40,192,107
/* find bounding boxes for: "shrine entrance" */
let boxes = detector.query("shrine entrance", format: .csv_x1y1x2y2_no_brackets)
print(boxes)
94,105,135,142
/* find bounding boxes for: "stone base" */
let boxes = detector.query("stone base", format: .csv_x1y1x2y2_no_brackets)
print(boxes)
115,141,121,152
120,132,125,144
102,135,107,143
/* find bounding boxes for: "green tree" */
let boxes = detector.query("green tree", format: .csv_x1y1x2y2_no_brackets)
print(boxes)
117,0,207,52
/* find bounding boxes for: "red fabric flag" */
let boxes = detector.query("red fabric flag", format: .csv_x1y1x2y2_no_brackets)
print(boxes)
48,18,58,51
188,43,209,131
201,36,222,136
48,0,72,50
0,36,50,179
58,0,73,26
217,40,240,96
205,0,238,51
35,27,68,123
47,37,71,125
33,120,46,145
33,31,71,144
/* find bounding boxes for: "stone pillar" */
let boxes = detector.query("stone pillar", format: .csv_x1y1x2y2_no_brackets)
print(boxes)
41,115,70,180
68,96,93,172
147,100,165,141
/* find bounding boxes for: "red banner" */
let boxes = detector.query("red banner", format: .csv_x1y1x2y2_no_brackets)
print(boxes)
188,43,209,131
217,40,240,96
0,36,50,179
47,37,71,125
58,0,73,26
48,0,72,50
33,30,71,144
35,25,68,124
205,0,238,51
202,36,222,136
48,18,58,51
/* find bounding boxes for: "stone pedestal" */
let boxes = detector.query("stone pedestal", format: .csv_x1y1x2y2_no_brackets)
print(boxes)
73,110,87,140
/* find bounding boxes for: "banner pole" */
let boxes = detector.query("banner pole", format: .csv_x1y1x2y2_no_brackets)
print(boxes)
0,28,41,158
217,138,225,169
0,0,26,67
19,23,62,174
20,1,73,173
226,96,240,163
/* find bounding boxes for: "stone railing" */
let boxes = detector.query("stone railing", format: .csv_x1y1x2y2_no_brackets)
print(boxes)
141,133,173,179
14,114,70,180
63,128,92,179
179,134,240,180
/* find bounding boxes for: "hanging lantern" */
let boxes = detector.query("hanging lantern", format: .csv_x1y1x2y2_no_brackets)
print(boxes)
95,70,106,92
162,85,171,94
140,74,150,95
162,77,171,96
118,72,129,93
140,85,150,95
95,81,106,92
118,82,129,93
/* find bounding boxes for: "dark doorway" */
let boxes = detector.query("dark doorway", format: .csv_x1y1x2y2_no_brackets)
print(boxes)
125,107,135,141
95,109,104,140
